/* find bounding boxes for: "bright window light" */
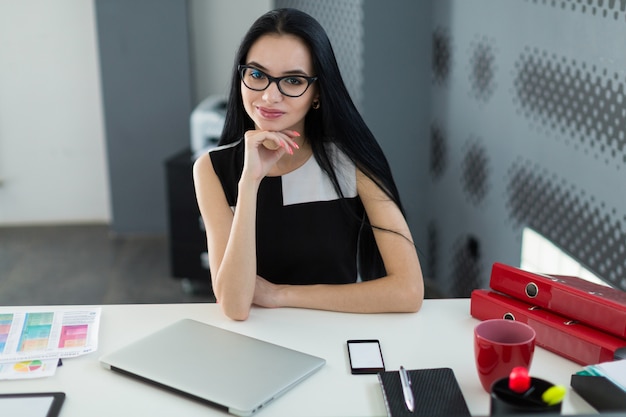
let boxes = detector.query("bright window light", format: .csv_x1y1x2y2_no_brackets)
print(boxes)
520,227,613,288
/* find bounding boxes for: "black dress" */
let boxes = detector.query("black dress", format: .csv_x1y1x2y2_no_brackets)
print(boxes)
208,139,364,285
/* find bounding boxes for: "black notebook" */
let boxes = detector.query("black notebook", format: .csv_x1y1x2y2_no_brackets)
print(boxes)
377,367,471,417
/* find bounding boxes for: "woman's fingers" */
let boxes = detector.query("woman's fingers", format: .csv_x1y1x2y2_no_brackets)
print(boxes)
258,130,300,154
262,139,281,150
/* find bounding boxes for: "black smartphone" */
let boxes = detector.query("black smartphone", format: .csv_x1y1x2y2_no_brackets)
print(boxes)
347,339,385,374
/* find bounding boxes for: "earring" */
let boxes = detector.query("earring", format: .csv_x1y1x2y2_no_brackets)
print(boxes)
312,99,320,110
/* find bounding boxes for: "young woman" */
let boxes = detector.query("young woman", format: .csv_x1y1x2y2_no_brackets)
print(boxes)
193,8,424,320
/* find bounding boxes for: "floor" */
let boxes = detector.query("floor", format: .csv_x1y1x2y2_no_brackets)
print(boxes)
0,224,215,306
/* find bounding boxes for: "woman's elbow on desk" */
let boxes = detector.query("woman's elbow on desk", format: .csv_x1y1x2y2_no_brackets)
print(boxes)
396,276,425,313
406,292,424,313
213,284,253,321
219,300,252,321
397,289,424,314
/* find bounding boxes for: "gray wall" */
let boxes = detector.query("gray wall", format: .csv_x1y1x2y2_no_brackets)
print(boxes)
362,0,432,259
95,0,192,235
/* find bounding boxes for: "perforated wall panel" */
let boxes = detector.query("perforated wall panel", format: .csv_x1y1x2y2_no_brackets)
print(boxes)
429,0,626,294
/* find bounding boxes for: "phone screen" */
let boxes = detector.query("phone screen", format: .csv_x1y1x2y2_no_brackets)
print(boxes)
347,339,385,374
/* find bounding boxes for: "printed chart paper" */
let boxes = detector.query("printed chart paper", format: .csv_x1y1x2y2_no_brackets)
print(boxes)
0,307,101,380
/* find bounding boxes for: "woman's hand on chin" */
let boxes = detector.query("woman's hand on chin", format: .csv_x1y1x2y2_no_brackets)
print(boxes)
242,129,301,181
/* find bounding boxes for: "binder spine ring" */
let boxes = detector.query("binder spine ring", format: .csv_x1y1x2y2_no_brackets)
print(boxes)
525,282,538,298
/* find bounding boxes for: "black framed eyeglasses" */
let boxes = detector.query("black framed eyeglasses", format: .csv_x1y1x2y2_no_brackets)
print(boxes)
238,65,317,98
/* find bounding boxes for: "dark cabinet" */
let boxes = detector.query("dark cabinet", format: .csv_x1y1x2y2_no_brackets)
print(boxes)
165,149,213,296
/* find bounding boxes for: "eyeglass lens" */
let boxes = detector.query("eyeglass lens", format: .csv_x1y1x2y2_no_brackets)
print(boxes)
240,67,311,97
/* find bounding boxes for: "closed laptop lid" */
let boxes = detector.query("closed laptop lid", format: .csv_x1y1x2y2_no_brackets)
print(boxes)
99,319,325,416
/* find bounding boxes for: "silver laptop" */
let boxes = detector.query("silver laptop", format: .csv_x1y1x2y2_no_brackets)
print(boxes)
99,319,325,416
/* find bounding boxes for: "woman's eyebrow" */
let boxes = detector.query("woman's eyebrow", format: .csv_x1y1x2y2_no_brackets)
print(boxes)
246,61,310,76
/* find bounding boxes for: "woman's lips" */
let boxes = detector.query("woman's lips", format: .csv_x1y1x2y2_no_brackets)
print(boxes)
257,106,285,119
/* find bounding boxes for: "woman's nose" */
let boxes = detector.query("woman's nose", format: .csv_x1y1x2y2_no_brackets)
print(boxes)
262,81,283,102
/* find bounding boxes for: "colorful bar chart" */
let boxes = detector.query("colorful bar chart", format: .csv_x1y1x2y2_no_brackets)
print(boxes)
58,324,89,348
0,314,13,354
18,312,54,352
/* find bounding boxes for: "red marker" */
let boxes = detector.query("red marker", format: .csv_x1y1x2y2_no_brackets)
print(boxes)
508,366,531,393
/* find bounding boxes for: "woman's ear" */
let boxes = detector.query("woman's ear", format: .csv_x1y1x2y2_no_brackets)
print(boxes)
310,85,320,109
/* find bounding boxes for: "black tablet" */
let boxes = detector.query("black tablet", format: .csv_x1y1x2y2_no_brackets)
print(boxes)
0,392,65,417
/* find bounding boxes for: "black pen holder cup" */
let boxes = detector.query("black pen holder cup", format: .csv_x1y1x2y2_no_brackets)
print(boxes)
490,377,562,415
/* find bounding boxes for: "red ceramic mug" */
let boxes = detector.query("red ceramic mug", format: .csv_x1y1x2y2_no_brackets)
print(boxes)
474,319,536,392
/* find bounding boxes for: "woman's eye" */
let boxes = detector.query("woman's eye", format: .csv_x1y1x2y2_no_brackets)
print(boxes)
250,70,265,79
284,77,303,85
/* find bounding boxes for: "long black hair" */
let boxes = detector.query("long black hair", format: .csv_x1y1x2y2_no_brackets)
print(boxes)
220,8,408,280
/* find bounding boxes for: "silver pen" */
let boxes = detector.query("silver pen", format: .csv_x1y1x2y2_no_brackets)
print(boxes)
399,366,415,412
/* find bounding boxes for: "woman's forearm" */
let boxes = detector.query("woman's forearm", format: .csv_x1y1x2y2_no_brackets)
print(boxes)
213,179,260,320
277,272,424,314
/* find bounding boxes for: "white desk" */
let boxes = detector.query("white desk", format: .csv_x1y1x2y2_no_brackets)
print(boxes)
1,299,598,416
